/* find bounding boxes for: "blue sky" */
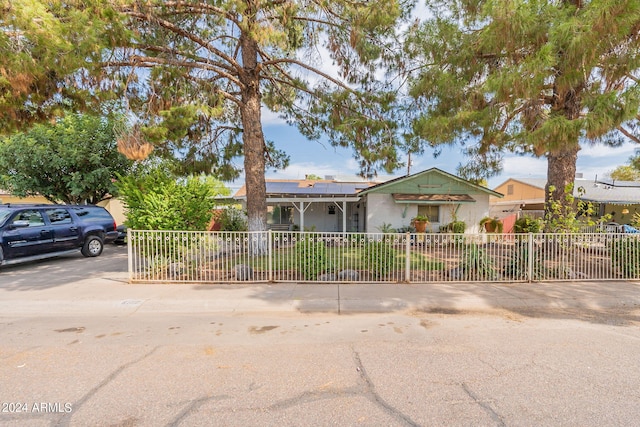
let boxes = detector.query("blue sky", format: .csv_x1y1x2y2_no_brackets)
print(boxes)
241,117,639,193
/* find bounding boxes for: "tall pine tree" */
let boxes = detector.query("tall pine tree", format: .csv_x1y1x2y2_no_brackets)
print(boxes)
2,0,413,232
405,0,640,222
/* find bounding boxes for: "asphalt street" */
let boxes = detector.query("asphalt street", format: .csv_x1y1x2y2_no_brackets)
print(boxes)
1,245,640,426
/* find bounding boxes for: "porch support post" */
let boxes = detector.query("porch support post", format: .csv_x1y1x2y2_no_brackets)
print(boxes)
299,201,305,231
342,201,347,233
405,232,411,282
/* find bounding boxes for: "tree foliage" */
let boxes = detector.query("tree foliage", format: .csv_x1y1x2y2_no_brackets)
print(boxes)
115,165,230,231
0,0,114,132
0,113,132,204
2,0,415,231
609,164,640,181
405,0,640,219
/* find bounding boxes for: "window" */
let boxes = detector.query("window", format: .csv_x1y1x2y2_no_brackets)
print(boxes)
267,205,293,224
507,184,514,195
13,210,45,227
72,207,113,222
46,208,73,225
418,205,439,223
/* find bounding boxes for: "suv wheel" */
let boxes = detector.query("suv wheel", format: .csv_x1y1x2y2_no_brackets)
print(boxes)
82,235,104,257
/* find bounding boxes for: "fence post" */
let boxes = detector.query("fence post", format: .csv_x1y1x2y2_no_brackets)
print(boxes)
127,229,133,283
268,230,273,282
527,232,534,282
405,233,411,283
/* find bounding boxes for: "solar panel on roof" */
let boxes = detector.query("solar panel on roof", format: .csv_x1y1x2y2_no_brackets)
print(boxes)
264,180,365,196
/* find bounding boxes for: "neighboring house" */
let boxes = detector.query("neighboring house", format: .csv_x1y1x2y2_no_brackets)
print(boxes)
491,177,640,224
0,189,50,205
490,178,547,219
1,190,127,226
234,168,503,233
96,197,127,226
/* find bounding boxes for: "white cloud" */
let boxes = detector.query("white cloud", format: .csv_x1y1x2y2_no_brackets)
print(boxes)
500,155,547,177
260,107,288,126
579,141,638,158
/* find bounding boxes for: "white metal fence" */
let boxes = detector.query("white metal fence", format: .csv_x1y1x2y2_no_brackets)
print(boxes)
127,230,640,284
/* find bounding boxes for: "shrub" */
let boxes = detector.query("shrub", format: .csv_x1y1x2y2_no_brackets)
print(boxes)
610,236,640,278
502,240,545,280
459,243,498,280
362,240,399,279
116,166,229,231
218,207,247,231
514,216,542,233
447,221,466,233
295,236,328,280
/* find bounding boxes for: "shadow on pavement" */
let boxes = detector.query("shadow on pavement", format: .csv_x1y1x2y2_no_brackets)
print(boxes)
0,245,128,291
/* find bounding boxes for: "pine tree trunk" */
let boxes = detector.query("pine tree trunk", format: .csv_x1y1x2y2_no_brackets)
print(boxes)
545,75,583,228
240,33,267,233
545,144,579,223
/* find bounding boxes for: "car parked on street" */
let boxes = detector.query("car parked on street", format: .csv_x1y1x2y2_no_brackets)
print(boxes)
0,204,119,266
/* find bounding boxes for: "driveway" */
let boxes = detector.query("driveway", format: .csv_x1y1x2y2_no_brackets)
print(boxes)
0,244,127,290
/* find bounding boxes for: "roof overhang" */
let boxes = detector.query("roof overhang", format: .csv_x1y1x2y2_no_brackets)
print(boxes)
265,196,361,203
579,198,640,205
392,193,476,204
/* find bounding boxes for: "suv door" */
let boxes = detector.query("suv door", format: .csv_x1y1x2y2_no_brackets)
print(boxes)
45,207,81,251
2,209,53,259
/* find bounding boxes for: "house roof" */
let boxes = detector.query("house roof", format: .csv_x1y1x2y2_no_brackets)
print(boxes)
494,177,548,190
493,177,640,205
392,193,476,203
359,168,503,198
233,179,378,200
577,180,640,204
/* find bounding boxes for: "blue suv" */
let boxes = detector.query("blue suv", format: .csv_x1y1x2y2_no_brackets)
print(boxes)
0,204,119,266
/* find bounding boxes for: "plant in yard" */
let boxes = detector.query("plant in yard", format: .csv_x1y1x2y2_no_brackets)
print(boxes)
116,166,227,231
377,222,396,233
514,216,543,233
543,184,609,233
479,217,503,233
458,243,498,281
295,237,328,280
609,236,640,279
446,221,466,233
502,239,545,280
412,215,430,233
362,240,399,279
218,207,248,231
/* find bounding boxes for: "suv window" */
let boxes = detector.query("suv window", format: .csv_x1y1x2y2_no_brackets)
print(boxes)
0,208,11,226
46,208,73,225
74,207,113,223
13,210,46,227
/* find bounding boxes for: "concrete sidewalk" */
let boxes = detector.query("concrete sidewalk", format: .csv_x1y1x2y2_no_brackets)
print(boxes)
2,270,640,316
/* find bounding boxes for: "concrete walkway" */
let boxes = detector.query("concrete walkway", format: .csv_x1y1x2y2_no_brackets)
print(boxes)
2,270,640,317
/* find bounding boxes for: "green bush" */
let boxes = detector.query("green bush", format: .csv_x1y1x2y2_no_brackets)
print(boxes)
514,216,542,233
218,207,247,231
362,240,399,278
502,240,545,280
610,236,640,278
448,221,466,233
459,243,498,280
295,237,328,280
116,166,229,231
